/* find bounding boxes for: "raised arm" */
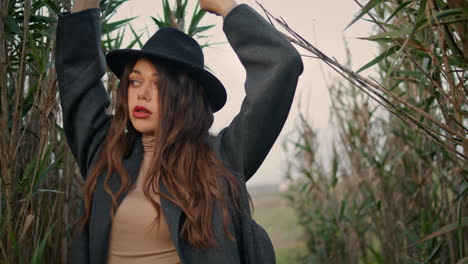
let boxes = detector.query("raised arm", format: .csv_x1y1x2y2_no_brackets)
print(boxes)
55,0,112,179
212,4,304,182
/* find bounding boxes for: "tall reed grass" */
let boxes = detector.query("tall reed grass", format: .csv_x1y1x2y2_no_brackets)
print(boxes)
263,0,468,263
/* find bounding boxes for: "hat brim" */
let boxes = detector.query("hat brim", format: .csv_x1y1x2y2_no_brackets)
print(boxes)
106,49,226,113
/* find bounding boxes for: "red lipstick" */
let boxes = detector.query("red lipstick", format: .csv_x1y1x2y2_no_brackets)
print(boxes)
133,105,152,119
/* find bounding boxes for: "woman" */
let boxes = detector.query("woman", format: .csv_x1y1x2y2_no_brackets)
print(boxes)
55,0,303,263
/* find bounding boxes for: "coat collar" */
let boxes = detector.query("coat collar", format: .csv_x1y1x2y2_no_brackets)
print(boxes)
89,133,184,264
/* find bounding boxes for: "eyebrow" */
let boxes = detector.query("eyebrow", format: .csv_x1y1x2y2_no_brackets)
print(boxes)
130,70,158,76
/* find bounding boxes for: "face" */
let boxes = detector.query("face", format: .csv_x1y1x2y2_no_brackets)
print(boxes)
127,57,160,136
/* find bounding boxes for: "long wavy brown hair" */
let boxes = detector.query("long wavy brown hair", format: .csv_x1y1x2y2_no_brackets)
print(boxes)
72,56,251,251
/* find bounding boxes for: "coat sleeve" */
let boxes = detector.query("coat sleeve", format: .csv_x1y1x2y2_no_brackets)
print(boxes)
214,4,304,182
55,8,112,179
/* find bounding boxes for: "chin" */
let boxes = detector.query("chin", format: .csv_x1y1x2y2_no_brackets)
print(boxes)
131,121,155,134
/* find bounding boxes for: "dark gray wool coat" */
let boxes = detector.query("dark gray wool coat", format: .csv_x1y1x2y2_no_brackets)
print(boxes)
55,3,303,264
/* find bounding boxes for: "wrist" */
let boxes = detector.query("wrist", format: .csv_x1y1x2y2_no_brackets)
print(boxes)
71,0,100,13
221,1,238,18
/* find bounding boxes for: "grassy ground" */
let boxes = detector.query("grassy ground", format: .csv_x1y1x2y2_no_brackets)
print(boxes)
248,184,308,264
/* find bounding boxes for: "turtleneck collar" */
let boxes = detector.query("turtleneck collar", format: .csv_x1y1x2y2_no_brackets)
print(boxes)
139,132,213,157
141,133,155,156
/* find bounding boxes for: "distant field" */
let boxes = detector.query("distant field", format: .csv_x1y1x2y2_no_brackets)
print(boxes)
248,184,307,264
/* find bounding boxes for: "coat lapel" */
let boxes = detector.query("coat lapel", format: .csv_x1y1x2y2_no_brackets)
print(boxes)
89,134,183,264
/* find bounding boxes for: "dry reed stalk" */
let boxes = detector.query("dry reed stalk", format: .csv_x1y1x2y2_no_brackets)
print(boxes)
0,0,9,260
281,1,467,262
255,1,467,166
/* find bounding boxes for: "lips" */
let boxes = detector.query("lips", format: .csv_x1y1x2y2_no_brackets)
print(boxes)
133,105,152,119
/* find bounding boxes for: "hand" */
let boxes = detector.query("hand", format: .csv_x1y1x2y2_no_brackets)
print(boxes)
199,0,238,18
71,0,100,13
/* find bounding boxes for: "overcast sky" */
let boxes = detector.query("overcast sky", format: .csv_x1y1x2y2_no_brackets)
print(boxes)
110,0,378,187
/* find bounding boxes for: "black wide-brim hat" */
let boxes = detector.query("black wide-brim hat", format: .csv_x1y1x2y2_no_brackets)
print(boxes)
106,26,226,113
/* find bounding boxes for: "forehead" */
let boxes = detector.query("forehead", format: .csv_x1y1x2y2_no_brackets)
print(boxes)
130,57,159,76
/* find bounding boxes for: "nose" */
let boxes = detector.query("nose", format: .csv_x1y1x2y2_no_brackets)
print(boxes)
137,83,151,101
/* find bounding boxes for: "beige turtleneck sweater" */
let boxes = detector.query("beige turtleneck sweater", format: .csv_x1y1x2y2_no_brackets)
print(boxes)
107,134,181,263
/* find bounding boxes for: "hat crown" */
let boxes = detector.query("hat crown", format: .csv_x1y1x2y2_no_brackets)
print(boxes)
143,27,204,67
